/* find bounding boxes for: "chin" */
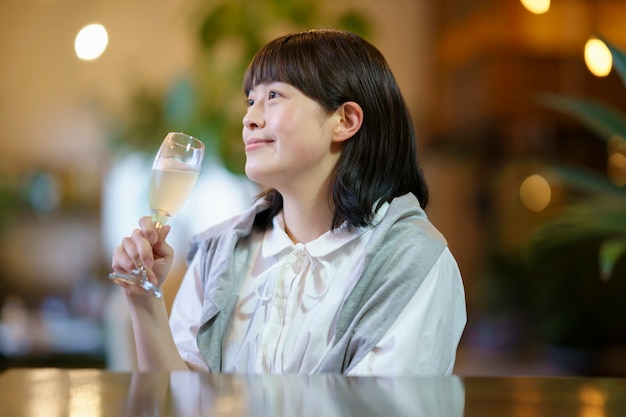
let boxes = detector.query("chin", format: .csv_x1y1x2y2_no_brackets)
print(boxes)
244,165,266,185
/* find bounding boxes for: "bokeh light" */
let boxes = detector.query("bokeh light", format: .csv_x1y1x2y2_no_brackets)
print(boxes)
520,174,551,212
74,23,108,61
520,0,550,14
585,38,612,77
608,151,626,186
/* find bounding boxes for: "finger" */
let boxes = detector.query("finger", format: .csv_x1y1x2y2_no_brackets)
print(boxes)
111,243,137,272
138,216,158,245
130,228,155,268
158,224,171,240
144,268,159,286
153,225,173,258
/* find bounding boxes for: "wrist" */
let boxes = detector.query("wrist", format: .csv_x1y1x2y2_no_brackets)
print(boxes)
125,288,166,312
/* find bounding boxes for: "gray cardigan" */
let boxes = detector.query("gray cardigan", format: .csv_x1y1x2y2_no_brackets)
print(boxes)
188,193,447,374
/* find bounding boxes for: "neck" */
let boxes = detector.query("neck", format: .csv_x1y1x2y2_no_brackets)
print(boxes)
281,191,334,244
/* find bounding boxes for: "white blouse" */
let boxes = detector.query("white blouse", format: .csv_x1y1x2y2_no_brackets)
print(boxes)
169,206,466,376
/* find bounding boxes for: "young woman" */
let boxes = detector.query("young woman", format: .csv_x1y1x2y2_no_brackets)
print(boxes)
111,29,466,375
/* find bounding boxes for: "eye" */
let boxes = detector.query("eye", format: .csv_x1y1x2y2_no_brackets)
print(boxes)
246,98,254,107
268,91,278,99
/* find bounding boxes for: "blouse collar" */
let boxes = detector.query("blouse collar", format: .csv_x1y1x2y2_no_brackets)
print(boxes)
261,201,389,259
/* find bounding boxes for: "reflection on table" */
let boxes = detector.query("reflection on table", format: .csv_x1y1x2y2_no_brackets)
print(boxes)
1,368,625,417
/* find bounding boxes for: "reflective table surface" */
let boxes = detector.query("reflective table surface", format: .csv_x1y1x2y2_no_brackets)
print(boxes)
1,368,625,416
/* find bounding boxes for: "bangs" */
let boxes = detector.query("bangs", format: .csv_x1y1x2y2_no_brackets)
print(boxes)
243,32,323,101
243,50,291,94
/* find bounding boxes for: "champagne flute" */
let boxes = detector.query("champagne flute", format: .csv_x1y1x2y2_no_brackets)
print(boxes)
109,132,204,297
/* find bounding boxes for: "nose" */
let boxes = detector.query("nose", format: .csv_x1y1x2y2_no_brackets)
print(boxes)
243,103,264,130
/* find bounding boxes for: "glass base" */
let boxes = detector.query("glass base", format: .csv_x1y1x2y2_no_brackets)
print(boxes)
109,269,163,298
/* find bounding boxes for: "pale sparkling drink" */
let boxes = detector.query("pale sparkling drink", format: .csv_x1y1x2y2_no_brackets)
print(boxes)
149,167,200,226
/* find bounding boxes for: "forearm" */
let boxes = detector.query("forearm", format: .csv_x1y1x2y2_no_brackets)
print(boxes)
126,294,190,371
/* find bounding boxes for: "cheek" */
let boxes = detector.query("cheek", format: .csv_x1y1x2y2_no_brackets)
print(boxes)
270,106,332,154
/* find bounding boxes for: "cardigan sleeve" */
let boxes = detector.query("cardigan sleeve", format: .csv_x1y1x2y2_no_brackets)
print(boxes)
347,248,466,376
169,254,210,371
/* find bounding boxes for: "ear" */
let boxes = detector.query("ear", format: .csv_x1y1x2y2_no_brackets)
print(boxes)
332,101,363,143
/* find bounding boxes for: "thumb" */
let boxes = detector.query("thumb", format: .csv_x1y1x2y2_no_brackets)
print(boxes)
158,224,171,241
154,225,173,257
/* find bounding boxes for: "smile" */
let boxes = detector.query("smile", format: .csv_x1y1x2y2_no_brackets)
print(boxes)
244,138,273,152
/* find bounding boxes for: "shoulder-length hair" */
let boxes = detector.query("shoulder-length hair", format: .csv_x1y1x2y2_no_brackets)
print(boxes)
244,29,428,231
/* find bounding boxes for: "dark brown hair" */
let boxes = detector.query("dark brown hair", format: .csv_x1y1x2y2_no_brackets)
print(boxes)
244,29,428,230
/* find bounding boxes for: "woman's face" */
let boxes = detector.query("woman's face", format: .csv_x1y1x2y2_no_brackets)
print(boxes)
242,82,342,196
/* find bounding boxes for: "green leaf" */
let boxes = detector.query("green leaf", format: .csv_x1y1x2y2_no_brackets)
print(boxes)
198,4,229,48
538,93,626,142
337,11,371,37
527,197,626,257
599,238,626,281
540,165,626,198
164,77,197,127
596,35,626,90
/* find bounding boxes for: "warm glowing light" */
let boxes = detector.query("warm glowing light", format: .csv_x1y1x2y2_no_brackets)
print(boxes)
608,152,626,186
609,152,626,169
578,385,607,417
608,135,626,154
585,38,612,77
520,174,551,212
69,371,102,417
520,0,550,14
75,24,108,61
26,369,65,416
607,136,626,185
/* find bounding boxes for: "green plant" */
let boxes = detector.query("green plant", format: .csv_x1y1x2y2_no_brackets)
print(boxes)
0,175,21,233
531,36,626,281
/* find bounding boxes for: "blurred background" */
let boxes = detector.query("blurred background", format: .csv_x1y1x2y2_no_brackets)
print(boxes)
1,0,626,376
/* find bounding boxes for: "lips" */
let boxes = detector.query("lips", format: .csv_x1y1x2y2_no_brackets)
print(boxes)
244,138,273,152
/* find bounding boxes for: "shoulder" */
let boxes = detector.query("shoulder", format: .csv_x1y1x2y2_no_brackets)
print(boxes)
187,198,270,262
359,193,453,291
371,193,447,256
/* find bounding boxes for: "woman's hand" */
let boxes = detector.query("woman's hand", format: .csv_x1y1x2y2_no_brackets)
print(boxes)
111,216,174,289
